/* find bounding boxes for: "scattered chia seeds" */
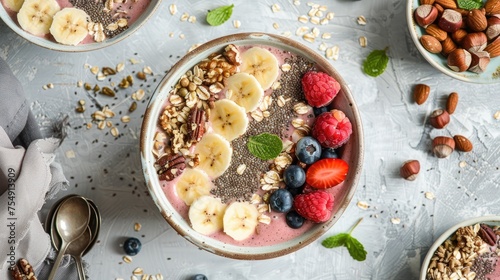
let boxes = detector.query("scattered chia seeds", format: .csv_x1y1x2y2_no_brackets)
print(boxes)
212,54,315,203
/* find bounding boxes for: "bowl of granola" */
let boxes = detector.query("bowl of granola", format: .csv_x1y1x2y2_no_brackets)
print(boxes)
407,0,500,83
420,216,500,280
0,0,160,51
140,32,364,259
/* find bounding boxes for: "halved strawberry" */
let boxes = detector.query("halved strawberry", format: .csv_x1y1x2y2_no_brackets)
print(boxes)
306,158,348,189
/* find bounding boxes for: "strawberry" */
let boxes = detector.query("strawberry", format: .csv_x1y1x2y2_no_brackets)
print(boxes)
306,158,348,189
294,191,334,223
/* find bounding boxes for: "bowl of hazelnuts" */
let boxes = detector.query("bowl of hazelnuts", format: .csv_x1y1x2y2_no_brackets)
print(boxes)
407,0,500,83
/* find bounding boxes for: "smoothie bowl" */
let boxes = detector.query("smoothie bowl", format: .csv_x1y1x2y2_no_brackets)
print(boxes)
421,216,500,280
0,0,160,51
140,33,364,259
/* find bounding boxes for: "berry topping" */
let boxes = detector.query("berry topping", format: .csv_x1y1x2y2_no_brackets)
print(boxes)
123,237,142,256
283,165,306,189
269,189,294,213
192,274,208,280
301,71,341,108
295,136,322,164
306,158,349,189
312,109,352,149
286,210,305,229
321,147,339,159
293,191,334,223
313,106,329,116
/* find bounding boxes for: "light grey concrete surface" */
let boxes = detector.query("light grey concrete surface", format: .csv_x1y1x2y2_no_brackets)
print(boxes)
1,0,500,279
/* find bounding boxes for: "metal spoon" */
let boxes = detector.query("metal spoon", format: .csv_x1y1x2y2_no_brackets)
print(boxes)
48,196,90,280
65,226,92,280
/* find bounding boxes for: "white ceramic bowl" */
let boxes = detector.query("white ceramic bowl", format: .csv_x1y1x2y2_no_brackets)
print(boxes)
0,0,161,52
406,0,500,83
420,216,500,280
140,33,364,260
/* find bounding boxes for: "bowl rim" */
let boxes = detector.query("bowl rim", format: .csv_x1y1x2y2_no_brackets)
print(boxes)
419,215,500,280
0,0,161,52
406,0,500,84
140,32,364,260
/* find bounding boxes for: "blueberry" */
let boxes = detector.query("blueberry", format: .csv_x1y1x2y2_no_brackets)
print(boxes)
283,165,306,189
295,136,322,164
123,237,141,256
286,184,304,197
321,147,339,159
192,274,208,280
286,210,305,229
269,189,294,213
313,106,328,116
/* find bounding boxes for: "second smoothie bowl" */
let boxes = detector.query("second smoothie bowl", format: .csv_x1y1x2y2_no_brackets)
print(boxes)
140,33,364,259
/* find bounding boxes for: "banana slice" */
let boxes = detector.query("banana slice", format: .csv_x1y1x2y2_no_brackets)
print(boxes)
175,168,213,206
4,0,24,12
209,99,248,141
50,8,89,45
223,201,260,241
194,133,232,178
17,0,60,36
225,72,264,113
240,47,279,90
189,196,227,235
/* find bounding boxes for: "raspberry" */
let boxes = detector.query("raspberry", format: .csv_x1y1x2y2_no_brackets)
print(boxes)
301,71,341,108
293,191,334,223
312,109,352,149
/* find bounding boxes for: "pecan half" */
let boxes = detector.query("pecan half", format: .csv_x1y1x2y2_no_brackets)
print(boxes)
478,223,497,246
156,153,186,181
10,258,37,280
187,107,206,143
223,44,241,66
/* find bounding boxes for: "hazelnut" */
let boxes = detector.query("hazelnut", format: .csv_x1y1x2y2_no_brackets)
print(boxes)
432,136,455,158
466,9,488,32
400,160,420,181
447,48,472,72
438,9,463,33
468,51,491,73
486,15,500,40
415,5,439,27
429,109,450,129
461,32,487,52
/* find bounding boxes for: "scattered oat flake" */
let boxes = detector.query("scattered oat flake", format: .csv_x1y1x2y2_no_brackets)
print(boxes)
303,33,315,43
123,255,132,263
169,32,174,38
188,15,196,23
294,0,300,5
359,36,367,47
273,22,279,29
111,127,119,137
233,20,241,28
318,42,327,51
322,32,331,39
425,192,435,200
459,161,467,168
298,15,308,23
169,4,177,15
391,218,401,224
90,66,99,74
77,80,83,87
133,268,143,275
179,33,185,39
296,26,309,36
326,46,339,60
134,222,142,231
271,3,281,12
180,12,189,21
357,15,367,25
281,63,291,72
282,31,292,37
42,84,48,90
326,12,334,20
357,201,369,210
236,164,246,175
65,150,76,159
494,111,500,120
130,58,140,64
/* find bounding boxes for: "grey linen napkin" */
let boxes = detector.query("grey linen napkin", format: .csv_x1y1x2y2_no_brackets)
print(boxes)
0,58,84,280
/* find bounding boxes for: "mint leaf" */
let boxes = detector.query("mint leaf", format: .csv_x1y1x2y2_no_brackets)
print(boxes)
345,235,367,261
322,218,367,261
363,49,389,77
321,233,349,248
247,133,282,160
457,0,483,10
206,4,234,26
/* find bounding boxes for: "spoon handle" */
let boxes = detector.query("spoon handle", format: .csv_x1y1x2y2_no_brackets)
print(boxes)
48,241,69,280
74,255,86,280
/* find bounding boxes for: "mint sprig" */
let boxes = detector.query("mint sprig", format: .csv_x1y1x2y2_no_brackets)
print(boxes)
247,133,282,160
322,218,367,261
363,48,389,77
206,4,234,26
457,0,483,10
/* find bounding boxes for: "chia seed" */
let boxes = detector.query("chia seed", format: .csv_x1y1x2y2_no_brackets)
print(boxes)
69,0,129,38
212,54,315,203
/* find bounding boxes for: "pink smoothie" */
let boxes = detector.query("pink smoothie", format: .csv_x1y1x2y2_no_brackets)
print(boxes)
156,44,350,247
1,0,151,44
